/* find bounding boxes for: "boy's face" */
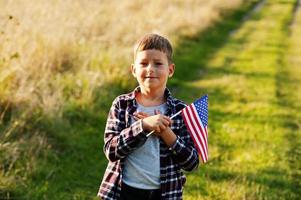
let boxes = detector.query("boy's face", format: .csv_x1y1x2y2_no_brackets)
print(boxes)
131,49,175,92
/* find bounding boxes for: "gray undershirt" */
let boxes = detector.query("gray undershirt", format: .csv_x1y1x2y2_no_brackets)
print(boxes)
122,102,167,189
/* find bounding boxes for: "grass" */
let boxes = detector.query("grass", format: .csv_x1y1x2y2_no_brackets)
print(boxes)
170,0,301,199
1,0,301,199
0,1,253,199
0,0,244,114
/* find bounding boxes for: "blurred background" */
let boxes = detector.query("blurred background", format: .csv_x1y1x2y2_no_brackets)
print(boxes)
1,0,301,199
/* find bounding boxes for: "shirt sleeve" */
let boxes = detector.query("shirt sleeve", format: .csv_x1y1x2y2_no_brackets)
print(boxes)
170,123,199,171
103,98,148,162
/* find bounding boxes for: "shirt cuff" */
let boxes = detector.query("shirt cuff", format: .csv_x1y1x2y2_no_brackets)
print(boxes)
169,136,184,154
131,119,146,137
131,119,148,137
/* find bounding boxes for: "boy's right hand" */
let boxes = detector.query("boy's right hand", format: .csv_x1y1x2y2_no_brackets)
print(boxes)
135,110,172,133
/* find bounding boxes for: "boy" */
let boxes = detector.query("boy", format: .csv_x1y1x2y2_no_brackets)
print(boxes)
97,33,199,200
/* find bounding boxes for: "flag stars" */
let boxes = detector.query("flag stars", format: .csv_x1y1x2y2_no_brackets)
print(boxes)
194,98,208,126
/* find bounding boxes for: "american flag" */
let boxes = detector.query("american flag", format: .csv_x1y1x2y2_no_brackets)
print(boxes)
181,95,208,163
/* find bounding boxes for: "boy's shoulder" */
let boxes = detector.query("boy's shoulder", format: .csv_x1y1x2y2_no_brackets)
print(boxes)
170,96,187,110
111,90,135,107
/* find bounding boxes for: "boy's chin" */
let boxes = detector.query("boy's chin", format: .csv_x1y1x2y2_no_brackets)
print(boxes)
141,83,166,91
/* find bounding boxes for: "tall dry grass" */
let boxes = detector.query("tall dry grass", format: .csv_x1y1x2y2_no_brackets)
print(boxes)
0,0,244,115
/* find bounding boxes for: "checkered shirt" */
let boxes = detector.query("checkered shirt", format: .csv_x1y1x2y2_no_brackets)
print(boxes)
97,87,199,200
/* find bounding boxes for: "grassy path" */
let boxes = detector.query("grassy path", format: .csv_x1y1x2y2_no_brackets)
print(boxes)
281,0,301,197
170,0,301,199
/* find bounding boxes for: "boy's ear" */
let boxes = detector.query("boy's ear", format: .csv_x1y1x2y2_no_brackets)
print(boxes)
168,63,175,78
131,64,136,78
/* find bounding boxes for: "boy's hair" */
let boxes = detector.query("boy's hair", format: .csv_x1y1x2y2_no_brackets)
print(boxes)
133,33,173,63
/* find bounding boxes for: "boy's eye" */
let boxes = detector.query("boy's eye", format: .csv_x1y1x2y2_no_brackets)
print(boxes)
139,62,148,66
156,62,163,65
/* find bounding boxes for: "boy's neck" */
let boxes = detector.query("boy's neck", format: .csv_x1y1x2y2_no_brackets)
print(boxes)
136,86,166,107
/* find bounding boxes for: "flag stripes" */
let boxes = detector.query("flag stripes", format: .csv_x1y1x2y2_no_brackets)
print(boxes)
181,95,208,163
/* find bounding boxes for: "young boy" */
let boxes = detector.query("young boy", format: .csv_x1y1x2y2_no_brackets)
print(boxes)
97,33,199,200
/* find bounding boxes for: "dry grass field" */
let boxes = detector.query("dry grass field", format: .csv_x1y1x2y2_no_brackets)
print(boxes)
0,0,243,114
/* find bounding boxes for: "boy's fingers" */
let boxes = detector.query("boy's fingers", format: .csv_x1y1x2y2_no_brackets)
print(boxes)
134,112,150,119
135,114,144,119
164,116,171,121
139,112,150,117
134,115,143,119
155,112,171,124
159,124,166,132
162,119,170,126
134,112,148,116
161,116,171,125
155,126,161,133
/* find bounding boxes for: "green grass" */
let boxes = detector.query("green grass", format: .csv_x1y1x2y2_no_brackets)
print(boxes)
1,0,301,199
170,0,301,199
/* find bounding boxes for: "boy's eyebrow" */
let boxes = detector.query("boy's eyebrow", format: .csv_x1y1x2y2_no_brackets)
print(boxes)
137,59,148,62
138,58,164,62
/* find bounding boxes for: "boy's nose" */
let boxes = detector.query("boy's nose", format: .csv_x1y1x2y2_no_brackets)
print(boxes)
146,63,155,71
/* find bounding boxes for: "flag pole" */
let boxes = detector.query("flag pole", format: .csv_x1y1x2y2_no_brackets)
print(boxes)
146,109,184,137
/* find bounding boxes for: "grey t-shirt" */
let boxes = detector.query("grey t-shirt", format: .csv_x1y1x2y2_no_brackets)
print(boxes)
122,102,167,189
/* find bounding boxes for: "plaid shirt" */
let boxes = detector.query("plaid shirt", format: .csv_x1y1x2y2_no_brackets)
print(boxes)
97,87,199,200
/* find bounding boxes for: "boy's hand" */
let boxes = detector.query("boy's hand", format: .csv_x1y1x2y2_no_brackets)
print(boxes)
134,110,172,133
133,112,150,121
134,111,176,146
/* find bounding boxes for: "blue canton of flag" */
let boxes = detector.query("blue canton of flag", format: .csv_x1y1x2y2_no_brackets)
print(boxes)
181,95,209,163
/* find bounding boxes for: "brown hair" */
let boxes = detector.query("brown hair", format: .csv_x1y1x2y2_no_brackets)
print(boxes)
133,33,173,63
